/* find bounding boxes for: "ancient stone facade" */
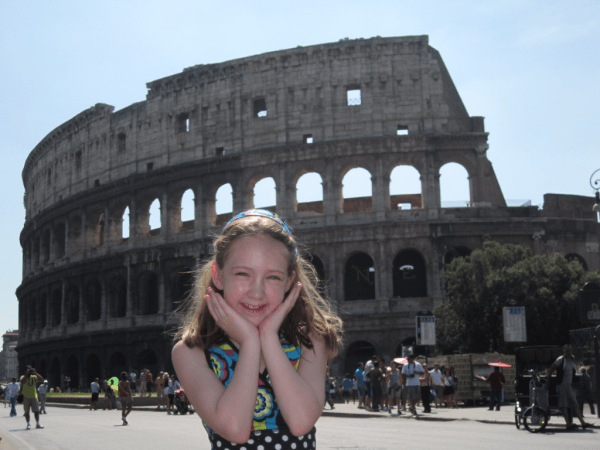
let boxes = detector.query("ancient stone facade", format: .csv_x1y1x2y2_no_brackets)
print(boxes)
17,35,599,386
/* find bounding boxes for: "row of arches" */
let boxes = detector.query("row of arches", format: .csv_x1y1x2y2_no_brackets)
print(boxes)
24,349,163,391
23,162,470,272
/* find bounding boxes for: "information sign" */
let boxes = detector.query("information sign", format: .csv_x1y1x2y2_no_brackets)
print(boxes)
416,316,436,345
503,306,527,342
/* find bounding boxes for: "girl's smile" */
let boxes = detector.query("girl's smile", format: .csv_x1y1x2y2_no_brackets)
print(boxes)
212,234,295,326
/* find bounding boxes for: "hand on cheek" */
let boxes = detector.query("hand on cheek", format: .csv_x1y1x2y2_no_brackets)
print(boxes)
258,282,302,337
205,286,259,346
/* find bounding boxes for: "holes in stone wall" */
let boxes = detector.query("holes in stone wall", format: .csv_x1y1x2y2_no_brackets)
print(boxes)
118,133,126,151
342,168,372,213
393,250,427,298
86,280,102,322
69,216,82,253
347,88,361,106
344,252,376,301
440,162,471,208
87,210,104,247
137,271,159,315
444,246,472,266
215,183,233,226
40,293,47,328
177,112,190,133
295,172,323,214
53,223,66,258
216,147,225,156
122,206,130,240
389,165,422,210
303,134,313,144
67,285,79,325
396,125,409,135
51,289,61,327
148,199,161,235
180,189,195,231
253,177,276,210
109,275,127,318
253,98,267,117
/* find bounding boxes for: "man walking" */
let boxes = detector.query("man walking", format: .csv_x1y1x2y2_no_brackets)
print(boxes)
20,366,44,429
90,378,100,410
7,377,19,417
37,380,48,414
155,371,165,409
430,363,443,408
367,360,383,412
401,354,424,415
578,368,595,416
419,363,432,413
548,344,591,430
480,366,505,411
354,363,366,409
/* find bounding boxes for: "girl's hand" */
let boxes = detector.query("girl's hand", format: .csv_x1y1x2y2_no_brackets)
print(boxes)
205,287,259,346
258,282,302,337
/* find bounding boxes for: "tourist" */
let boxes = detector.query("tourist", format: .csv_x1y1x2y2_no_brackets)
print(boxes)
578,368,595,416
401,355,423,415
430,363,443,408
20,366,44,429
118,371,133,425
388,361,401,415
171,209,342,448
155,371,165,410
90,378,100,410
7,377,19,417
139,369,147,397
354,362,366,408
37,380,48,414
442,367,455,408
419,363,431,413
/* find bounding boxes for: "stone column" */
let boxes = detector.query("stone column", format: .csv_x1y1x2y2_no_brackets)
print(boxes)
60,279,67,327
100,275,108,324
126,256,134,320
194,185,204,236
161,191,169,237
158,257,166,315
81,210,88,256
372,157,390,221
64,219,70,257
78,279,85,324
323,158,339,225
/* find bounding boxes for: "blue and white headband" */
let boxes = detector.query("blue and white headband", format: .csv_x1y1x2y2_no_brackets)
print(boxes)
224,209,297,255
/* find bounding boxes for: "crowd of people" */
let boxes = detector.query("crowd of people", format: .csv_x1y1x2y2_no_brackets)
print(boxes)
327,355,460,415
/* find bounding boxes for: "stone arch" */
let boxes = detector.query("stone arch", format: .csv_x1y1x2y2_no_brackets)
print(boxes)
294,170,324,214
148,199,161,233
65,355,79,391
138,194,161,236
250,175,277,210
343,340,378,376
51,288,62,327
137,271,159,315
341,167,373,213
110,202,129,242
439,162,471,208
69,215,82,253
213,182,233,226
170,266,194,311
67,285,80,325
85,353,102,385
393,249,427,298
39,359,47,380
87,209,105,247
136,349,159,377
85,280,102,322
566,253,588,271
109,275,127,318
389,164,423,210
28,297,37,331
180,188,196,231
53,223,66,259
108,351,127,378
42,229,51,262
344,252,376,301
50,357,61,390
444,246,472,266
40,293,47,328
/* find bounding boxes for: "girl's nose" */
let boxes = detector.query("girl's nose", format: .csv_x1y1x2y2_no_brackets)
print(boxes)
246,278,264,299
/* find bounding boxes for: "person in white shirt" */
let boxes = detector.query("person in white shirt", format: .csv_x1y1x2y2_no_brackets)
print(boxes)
165,373,180,415
7,378,20,417
90,378,100,410
37,380,48,414
430,363,444,408
401,354,424,415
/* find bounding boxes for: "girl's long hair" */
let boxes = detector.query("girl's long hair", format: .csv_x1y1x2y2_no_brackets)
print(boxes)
175,216,343,356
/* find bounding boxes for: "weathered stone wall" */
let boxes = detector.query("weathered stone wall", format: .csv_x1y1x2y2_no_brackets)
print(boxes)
16,36,599,381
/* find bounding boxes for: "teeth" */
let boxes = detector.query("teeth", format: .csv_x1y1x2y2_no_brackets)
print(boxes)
243,304,265,313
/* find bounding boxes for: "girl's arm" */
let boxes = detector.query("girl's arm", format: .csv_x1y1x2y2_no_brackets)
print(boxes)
172,287,261,444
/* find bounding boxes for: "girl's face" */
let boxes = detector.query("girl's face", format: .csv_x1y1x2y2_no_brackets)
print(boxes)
213,234,295,327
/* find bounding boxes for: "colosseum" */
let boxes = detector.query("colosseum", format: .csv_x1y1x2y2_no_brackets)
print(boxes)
17,35,599,388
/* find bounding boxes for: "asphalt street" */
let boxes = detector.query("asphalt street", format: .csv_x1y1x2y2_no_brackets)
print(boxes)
0,404,597,450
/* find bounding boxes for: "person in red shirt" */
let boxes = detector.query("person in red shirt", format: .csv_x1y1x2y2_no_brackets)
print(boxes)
483,366,505,411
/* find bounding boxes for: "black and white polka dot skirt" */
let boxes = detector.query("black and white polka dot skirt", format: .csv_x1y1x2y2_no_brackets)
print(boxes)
210,427,317,450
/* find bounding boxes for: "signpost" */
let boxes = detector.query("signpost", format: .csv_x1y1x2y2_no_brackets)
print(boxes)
503,306,527,342
416,315,436,346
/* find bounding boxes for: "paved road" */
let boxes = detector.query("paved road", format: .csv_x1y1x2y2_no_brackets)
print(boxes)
0,404,596,450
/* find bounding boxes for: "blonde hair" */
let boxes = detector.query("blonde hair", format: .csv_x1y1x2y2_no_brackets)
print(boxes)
175,215,342,355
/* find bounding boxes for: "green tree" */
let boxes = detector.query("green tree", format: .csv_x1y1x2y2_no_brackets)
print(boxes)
434,241,599,354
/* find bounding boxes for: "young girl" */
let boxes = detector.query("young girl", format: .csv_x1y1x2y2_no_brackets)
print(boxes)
173,209,342,449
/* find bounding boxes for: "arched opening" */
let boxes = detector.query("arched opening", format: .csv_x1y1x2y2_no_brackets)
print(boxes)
27,298,36,331
87,210,105,247
344,252,376,300
180,189,195,231
85,354,102,386
122,206,130,239
566,253,588,271
50,357,61,391
136,349,159,378
110,203,129,242
40,293,47,328
215,183,233,226
39,359,47,380
85,280,102,322
109,275,127,318
344,340,377,376
69,216,82,253
33,236,40,267
66,355,79,391
393,250,427,298
253,177,277,210
306,253,326,295
138,271,159,315
51,288,62,327
148,199,161,235
42,230,51,262
389,165,422,210
171,267,193,311
342,168,372,213
440,163,471,208
444,246,472,266
109,352,127,379
53,223,66,258
296,172,323,214
67,285,80,325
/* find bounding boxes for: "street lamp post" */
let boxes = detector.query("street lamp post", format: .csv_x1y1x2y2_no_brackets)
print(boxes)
591,169,600,213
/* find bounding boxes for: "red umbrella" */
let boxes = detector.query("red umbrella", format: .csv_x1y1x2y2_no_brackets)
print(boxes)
488,362,512,368
393,357,408,365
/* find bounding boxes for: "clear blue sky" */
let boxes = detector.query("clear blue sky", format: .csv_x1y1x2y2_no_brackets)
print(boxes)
1,0,598,334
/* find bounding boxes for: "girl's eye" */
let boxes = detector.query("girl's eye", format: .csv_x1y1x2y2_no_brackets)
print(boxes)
268,275,282,281
235,272,249,277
